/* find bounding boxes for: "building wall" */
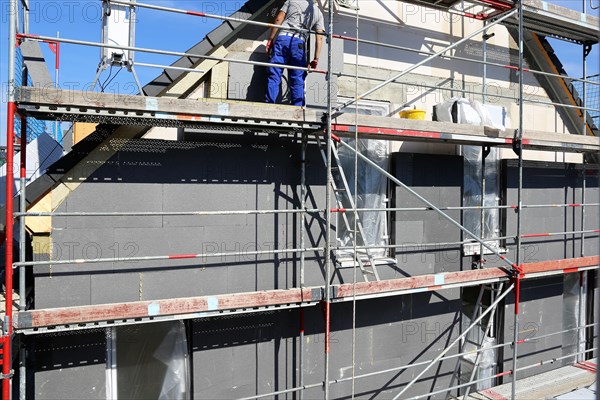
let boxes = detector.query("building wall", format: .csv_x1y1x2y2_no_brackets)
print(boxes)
29,140,598,398
503,161,600,264
30,329,107,400
34,134,328,309
499,161,600,380
190,293,462,399
30,293,463,400
393,153,465,276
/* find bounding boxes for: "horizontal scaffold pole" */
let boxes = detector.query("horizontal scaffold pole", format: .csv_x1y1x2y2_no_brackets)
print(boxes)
17,33,327,75
110,0,327,37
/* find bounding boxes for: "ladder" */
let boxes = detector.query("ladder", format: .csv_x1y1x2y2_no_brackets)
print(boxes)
314,134,380,281
447,282,504,399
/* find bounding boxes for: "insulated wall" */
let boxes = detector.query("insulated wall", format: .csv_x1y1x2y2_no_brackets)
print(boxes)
392,152,466,277
190,293,462,399
33,134,328,309
500,161,600,380
30,329,107,400
28,149,599,399
30,145,467,400
29,289,463,400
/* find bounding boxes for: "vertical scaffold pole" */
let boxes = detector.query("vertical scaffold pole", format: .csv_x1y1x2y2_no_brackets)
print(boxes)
578,163,586,362
351,3,360,399
578,28,587,356
582,0,587,136
18,68,27,400
3,0,18,398
481,20,489,263
19,4,31,397
512,0,525,398
22,0,29,34
323,0,334,398
480,147,486,262
299,132,307,400
482,20,488,103
54,33,60,141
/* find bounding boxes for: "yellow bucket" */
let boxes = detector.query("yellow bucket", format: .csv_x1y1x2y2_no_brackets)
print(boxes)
399,109,426,120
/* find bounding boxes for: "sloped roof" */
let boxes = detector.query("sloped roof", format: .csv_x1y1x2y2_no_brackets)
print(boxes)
0,132,63,206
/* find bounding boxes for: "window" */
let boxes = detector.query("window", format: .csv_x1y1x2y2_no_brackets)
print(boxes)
335,99,391,260
462,146,502,255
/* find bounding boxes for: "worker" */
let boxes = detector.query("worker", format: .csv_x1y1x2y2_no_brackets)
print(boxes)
265,0,325,106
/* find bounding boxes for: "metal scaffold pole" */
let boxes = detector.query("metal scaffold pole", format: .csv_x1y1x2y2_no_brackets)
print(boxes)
578,164,587,362
17,202,600,218
334,70,600,114
323,0,335,398
18,4,30,397
582,0,587,136
299,132,307,400
331,33,599,86
110,0,327,38
351,2,360,398
3,0,18,397
17,33,327,76
577,0,589,361
22,0,28,34
579,26,589,363
18,62,28,400
512,0,525,398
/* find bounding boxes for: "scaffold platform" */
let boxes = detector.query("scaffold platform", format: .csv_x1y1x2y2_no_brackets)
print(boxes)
15,87,600,153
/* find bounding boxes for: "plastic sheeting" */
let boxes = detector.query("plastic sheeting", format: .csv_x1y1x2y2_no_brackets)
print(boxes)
460,284,499,392
434,97,502,250
337,138,390,258
154,322,191,399
461,336,497,390
463,145,501,245
115,321,190,399
563,273,582,365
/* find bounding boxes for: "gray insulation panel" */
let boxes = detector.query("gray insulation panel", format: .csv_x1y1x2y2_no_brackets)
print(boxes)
29,151,599,399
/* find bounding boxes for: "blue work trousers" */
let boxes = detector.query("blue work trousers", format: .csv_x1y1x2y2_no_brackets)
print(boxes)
266,35,307,106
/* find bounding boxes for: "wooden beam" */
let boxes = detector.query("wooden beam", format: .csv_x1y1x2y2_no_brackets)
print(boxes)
163,47,228,99
13,256,599,330
520,255,600,275
335,268,509,298
15,287,321,329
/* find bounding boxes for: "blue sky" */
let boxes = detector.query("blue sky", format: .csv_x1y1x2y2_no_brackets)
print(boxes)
546,0,599,77
0,0,244,143
0,0,598,144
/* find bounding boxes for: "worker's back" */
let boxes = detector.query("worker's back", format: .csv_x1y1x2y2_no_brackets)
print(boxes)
280,0,324,35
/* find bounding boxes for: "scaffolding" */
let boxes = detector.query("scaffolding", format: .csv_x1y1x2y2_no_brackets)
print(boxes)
2,0,600,399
